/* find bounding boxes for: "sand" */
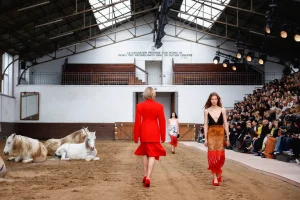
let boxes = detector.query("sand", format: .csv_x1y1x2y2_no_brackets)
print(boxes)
0,140,299,200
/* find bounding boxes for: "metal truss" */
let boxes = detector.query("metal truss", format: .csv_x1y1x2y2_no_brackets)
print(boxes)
195,0,265,16
9,1,157,58
1,0,289,85
172,0,270,48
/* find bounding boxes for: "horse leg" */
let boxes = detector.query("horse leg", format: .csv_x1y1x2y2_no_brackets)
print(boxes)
85,156,93,161
61,151,71,161
15,156,22,162
91,149,99,161
8,157,16,161
22,158,33,163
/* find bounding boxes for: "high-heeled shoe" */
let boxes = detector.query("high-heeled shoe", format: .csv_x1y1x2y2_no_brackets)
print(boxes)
143,176,147,183
144,179,151,187
212,179,220,186
217,176,222,182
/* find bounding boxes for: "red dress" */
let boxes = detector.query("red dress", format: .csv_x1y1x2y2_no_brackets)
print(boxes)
170,136,178,147
134,99,166,160
207,112,225,175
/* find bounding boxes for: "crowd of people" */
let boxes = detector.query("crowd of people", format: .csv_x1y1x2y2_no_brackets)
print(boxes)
199,71,300,164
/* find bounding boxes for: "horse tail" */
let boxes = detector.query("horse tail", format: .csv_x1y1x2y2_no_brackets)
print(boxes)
33,142,48,163
44,139,61,156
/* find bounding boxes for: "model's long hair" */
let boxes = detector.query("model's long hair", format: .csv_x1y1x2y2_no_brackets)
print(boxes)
204,92,222,109
170,112,178,119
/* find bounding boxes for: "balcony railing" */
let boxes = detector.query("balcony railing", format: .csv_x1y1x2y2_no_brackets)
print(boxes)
172,72,264,85
19,72,282,85
20,72,147,85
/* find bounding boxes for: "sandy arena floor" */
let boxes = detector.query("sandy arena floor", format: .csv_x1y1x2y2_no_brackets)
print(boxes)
0,140,299,200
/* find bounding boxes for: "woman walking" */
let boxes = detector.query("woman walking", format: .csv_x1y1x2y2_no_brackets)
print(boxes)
204,92,230,186
169,112,179,154
134,87,166,187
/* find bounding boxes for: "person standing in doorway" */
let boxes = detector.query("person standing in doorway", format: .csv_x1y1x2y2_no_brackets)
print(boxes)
134,87,166,188
169,112,180,154
204,92,230,186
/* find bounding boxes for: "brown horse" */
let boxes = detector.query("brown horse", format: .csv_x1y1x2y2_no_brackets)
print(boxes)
44,127,89,156
4,133,48,163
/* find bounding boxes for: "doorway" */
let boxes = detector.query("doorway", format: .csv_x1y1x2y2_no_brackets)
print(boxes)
145,61,162,85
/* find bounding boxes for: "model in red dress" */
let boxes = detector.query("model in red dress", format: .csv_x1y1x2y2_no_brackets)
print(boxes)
134,87,166,188
168,112,179,154
203,92,230,186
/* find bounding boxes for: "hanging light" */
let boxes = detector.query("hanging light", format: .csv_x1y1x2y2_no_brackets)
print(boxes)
213,56,220,64
265,20,273,34
246,52,254,62
236,49,244,59
258,54,266,65
232,65,237,71
222,59,229,67
280,24,288,38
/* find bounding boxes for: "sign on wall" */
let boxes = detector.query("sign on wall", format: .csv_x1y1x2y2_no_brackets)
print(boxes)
118,51,192,58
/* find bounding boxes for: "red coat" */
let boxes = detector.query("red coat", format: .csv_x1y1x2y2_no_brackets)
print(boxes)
134,99,166,143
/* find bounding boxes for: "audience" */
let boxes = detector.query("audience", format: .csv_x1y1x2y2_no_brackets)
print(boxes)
225,71,300,164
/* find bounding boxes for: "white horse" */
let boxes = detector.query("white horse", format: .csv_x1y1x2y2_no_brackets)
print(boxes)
0,155,6,176
44,127,89,156
3,133,48,163
55,131,99,161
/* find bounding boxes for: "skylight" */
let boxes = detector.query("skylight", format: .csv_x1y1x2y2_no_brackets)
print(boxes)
179,0,231,29
89,0,131,30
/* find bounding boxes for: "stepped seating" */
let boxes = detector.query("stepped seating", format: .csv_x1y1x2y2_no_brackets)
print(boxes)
61,63,145,85
173,63,263,85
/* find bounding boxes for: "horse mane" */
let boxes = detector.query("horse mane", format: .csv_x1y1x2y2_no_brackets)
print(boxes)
61,128,88,145
85,136,90,149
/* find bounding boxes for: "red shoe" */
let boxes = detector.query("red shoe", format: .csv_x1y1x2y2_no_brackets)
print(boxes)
143,176,147,183
212,179,220,186
144,179,151,187
217,176,222,182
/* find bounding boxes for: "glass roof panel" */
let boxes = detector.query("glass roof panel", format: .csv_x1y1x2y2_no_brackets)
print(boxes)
180,0,231,29
89,0,131,30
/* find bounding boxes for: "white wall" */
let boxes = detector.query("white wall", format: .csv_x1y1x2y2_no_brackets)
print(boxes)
0,94,15,122
13,85,259,124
